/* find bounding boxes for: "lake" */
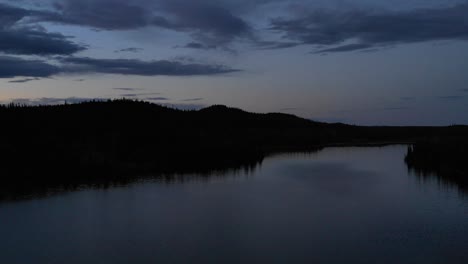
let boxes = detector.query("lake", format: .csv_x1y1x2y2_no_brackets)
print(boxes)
1,145,467,264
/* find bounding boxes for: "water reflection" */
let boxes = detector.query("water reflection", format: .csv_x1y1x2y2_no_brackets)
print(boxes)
406,167,468,196
405,146,468,196
0,156,264,202
3,145,468,202
1,146,467,264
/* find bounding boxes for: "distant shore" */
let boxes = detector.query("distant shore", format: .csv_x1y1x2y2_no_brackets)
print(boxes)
405,139,468,193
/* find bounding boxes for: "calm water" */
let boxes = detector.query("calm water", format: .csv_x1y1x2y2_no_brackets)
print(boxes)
1,146,467,264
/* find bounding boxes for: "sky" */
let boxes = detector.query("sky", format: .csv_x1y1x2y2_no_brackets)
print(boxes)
1,0,468,125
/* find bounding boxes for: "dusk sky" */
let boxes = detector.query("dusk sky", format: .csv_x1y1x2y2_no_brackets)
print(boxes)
1,0,468,125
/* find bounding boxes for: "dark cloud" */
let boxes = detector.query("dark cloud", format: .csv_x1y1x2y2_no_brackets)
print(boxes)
0,55,238,78
5,1,468,56
146,97,169,101
254,40,301,50
113,88,144,91
8,77,41,83
182,98,204,102
179,42,217,50
0,4,85,56
115,47,144,53
120,92,162,97
157,1,251,45
184,42,207,49
0,28,86,55
269,3,468,53
119,93,163,97
46,0,151,30
61,57,239,76
33,0,252,47
313,43,373,54
0,1,266,52
0,3,30,27
0,56,60,78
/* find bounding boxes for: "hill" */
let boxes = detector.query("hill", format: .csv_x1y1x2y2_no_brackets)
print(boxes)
0,99,467,199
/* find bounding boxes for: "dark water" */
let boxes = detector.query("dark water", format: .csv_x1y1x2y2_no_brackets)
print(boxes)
1,146,467,264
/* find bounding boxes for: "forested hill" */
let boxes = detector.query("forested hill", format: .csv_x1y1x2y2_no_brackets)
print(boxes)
0,99,467,199
1,99,466,158
0,100,326,155
1,99,464,148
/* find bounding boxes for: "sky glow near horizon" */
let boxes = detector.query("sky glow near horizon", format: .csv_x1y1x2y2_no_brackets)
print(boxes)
1,0,468,125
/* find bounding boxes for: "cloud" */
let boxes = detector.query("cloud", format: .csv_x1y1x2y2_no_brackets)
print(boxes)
34,0,252,47
114,47,144,53
0,28,86,55
0,4,86,56
0,1,274,52
178,42,217,50
8,77,41,83
181,98,204,102
120,92,161,97
60,57,240,76
254,40,301,50
0,55,239,78
113,88,144,91
0,3,31,27
0,56,60,78
7,1,468,55
313,43,373,54
45,0,152,30
269,3,468,53
184,42,208,49
145,97,169,101
156,1,251,45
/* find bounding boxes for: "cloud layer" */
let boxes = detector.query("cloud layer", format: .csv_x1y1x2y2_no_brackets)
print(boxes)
2,0,468,80
0,56,60,78
3,1,468,55
0,3,85,55
0,56,238,78
0,29,85,55
269,3,468,53
60,57,238,76
38,0,252,47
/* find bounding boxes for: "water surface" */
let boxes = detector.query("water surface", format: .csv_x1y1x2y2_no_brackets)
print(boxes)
1,146,467,263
